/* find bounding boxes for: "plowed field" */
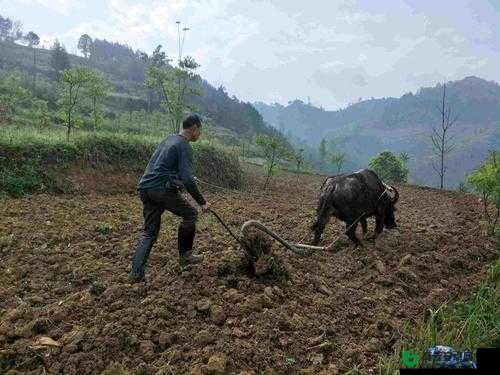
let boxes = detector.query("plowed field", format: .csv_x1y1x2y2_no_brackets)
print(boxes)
0,172,497,374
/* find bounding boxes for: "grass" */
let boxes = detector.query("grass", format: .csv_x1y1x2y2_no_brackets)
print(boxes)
0,124,243,196
378,254,500,374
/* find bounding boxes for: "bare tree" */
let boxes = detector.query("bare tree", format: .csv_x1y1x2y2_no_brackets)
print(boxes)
431,84,457,189
331,151,347,174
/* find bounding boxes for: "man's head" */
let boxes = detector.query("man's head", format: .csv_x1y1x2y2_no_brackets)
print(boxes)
181,114,202,142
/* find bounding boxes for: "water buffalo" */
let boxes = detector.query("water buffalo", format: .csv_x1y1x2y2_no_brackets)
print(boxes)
311,169,399,246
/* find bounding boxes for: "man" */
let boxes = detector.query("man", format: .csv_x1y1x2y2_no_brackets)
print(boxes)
129,114,210,283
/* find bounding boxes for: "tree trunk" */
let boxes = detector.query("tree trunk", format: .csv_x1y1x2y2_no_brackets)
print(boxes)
264,152,276,190
67,112,71,140
93,96,97,130
440,136,444,189
32,47,36,90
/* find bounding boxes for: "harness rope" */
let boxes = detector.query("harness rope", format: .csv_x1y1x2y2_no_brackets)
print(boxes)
198,177,392,253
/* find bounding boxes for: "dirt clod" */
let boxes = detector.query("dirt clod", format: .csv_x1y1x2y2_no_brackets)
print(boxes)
207,353,228,374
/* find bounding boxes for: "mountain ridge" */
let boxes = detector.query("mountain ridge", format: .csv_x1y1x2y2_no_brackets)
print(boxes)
254,76,500,187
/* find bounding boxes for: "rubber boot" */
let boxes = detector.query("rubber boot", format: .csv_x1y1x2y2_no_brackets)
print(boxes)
129,236,155,282
179,250,204,266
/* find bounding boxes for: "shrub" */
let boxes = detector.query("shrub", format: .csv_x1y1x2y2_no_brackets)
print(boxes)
0,161,44,197
369,150,409,183
0,127,243,196
468,151,500,235
193,143,242,189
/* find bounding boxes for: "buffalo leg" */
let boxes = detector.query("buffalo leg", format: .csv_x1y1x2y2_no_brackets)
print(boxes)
374,215,384,237
361,218,368,236
346,221,361,247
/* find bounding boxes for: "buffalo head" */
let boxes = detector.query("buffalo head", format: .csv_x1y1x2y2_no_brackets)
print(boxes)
382,183,399,229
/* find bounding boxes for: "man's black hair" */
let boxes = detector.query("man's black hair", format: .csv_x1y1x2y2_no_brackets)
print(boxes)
182,114,202,129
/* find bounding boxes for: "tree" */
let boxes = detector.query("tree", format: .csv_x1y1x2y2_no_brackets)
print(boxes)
150,44,168,67
50,40,70,77
318,138,327,169
369,150,409,183
331,151,347,174
146,55,200,134
24,31,40,88
0,15,12,41
255,135,289,189
468,151,500,235
10,20,23,42
431,83,457,189
0,70,31,122
139,47,167,113
399,152,410,165
85,70,112,130
77,34,93,59
293,148,304,174
59,67,92,139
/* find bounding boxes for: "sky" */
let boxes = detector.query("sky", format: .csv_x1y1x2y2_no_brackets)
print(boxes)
2,0,500,110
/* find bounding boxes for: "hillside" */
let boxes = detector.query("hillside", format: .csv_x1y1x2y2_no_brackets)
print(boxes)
255,76,500,187
0,39,282,140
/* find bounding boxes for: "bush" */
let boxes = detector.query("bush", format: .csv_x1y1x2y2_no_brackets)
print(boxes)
468,151,499,235
457,182,469,193
0,161,44,197
0,126,243,196
369,150,409,183
193,143,242,189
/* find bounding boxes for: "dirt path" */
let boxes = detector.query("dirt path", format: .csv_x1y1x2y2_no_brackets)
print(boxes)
0,174,497,374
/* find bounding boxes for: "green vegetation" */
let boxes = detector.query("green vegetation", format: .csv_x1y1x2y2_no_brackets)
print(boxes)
0,126,242,197
318,137,327,169
379,257,500,373
146,55,200,134
255,135,289,189
0,14,285,142
59,67,98,138
50,40,70,76
369,151,409,183
291,148,304,175
468,151,500,235
331,151,347,174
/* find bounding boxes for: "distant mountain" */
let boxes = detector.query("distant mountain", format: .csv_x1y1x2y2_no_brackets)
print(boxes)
255,76,500,188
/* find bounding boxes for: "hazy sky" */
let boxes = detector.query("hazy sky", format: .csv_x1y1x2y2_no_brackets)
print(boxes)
3,0,500,109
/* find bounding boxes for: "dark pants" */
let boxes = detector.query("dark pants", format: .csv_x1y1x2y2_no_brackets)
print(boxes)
130,189,198,278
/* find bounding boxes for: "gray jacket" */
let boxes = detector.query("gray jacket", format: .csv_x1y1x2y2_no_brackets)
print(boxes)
138,134,206,205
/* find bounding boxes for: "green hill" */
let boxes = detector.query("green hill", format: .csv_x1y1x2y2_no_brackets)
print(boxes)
0,38,283,141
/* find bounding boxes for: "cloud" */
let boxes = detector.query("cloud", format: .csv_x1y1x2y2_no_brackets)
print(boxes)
21,0,500,110
17,0,81,14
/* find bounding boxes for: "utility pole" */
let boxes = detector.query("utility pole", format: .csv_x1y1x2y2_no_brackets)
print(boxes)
176,20,181,65
180,27,189,63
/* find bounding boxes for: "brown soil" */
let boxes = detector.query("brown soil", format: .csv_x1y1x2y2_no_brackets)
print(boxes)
0,172,497,375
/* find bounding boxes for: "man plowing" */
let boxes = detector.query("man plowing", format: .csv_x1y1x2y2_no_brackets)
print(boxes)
128,114,211,283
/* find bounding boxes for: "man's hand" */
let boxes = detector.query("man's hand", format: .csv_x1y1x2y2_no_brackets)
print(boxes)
201,202,211,212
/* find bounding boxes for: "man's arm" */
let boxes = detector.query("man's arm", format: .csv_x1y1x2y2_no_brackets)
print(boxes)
178,143,206,206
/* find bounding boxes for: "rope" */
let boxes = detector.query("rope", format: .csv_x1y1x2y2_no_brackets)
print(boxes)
195,177,264,198
207,209,246,247
202,180,392,254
